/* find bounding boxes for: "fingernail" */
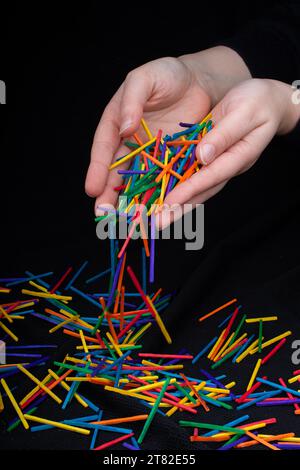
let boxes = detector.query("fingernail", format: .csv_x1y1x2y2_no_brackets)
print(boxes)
200,143,215,164
119,120,133,135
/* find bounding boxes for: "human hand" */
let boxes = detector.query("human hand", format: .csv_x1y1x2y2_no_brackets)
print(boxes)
85,47,251,214
159,78,300,226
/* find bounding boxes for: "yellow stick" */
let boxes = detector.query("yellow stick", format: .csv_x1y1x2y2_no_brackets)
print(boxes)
124,322,152,345
79,329,89,354
141,359,183,370
110,137,156,170
208,329,226,359
220,334,247,358
29,281,48,292
0,320,18,342
246,316,278,323
246,358,262,391
17,364,62,404
130,379,176,394
106,332,123,357
213,333,235,361
141,118,153,140
1,378,29,429
288,374,300,384
0,391,3,412
49,317,75,333
0,305,13,323
21,289,72,301
24,414,90,435
166,381,206,417
146,295,172,344
235,338,261,363
20,373,52,406
47,369,89,408
250,331,292,355
202,387,230,395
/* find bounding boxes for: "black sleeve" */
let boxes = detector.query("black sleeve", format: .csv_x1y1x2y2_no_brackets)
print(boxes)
221,1,300,84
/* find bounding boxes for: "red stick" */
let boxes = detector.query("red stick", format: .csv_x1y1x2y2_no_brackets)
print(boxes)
261,338,286,365
236,376,267,403
279,377,300,411
93,432,134,451
50,267,73,293
138,353,193,360
126,266,156,319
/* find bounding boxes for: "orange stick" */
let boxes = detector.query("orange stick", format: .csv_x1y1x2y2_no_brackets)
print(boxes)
237,433,294,449
198,298,237,322
92,414,148,425
245,431,280,450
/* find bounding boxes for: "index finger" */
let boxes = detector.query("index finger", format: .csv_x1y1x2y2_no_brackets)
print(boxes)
85,89,123,198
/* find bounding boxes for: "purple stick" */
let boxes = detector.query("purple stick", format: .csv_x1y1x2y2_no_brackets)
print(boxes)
149,213,155,283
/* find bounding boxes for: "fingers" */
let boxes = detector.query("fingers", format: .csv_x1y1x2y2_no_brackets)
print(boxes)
196,98,256,165
86,66,155,198
119,67,153,137
94,142,131,215
164,120,274,207
85,93,122,197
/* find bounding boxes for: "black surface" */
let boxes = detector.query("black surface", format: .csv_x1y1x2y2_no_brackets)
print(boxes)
1,0,300,454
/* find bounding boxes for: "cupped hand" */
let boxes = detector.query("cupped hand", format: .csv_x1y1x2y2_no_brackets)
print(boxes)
85,56,212,214
159,78,298,227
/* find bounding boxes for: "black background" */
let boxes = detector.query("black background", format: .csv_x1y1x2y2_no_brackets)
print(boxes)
1,0,300,456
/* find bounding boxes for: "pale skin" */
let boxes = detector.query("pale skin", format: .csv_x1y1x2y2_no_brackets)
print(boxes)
85,46,300,226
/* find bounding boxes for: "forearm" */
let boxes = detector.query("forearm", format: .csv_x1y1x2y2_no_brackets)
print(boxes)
179,46,252,106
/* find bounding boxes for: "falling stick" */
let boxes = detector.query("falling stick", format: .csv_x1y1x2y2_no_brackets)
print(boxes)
119,286,125,331
50,267,73,293
21,290,72,301
146,295,172,344
149,212,156,283
246,359,262,391
250,331,292,355
0,320,18,342
198,298,237,322
0,305,13,323
261,338,286,365
208,329,226,360
246,316,278,323
79,330,89,354
1,378,29,429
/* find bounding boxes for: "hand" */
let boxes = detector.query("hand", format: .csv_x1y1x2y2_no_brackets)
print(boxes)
85,47,251,214
159,78,300,226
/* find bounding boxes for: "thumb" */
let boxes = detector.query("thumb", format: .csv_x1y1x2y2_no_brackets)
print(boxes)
197,101,255,165
119,67,153,136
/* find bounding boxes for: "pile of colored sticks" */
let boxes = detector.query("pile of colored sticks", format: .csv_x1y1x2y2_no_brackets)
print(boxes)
95,114,213,283
1,261,300,450
0,117,300,450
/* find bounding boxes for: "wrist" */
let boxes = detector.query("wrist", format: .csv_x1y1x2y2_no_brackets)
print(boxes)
267,80,300,134
179,46,252,106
